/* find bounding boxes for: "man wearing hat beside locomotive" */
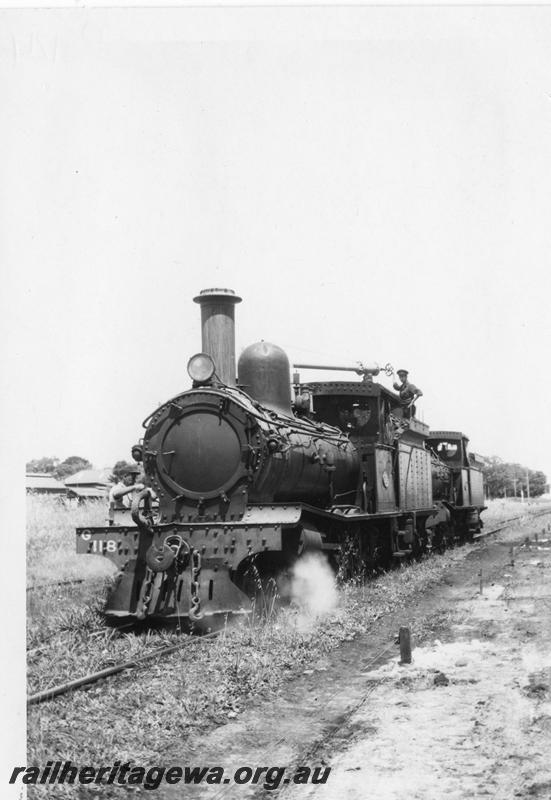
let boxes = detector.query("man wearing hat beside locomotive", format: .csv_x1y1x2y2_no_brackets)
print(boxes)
109,466,145,511
393,369,423,419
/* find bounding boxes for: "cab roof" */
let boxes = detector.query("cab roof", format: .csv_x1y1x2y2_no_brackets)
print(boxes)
428,430,468,442
303,380,397,400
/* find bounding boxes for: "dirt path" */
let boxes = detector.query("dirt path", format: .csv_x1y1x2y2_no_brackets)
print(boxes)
286,531,551,800
163,517,551,800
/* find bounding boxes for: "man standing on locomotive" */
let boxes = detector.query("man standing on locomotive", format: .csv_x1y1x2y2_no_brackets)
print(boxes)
109,466,145,511
393,369,423,419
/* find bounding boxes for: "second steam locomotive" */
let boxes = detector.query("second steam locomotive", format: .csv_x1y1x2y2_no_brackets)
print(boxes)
76,288,485,624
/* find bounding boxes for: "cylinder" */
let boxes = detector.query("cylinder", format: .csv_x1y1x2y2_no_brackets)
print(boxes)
193,288,242,385
238,341,292,415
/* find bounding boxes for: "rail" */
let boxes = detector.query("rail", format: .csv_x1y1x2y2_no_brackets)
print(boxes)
28,631,220,706
27,578,84,592
28,507,551,705
474,506,551,540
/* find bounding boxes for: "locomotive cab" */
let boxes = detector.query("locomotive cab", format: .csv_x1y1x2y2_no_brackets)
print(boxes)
294,379,433,517
427,431,485,509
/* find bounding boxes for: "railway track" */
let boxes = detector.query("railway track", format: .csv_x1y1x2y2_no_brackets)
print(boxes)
473,506,551,540
28,630,220,706
28,506,551,707
27,577,84,592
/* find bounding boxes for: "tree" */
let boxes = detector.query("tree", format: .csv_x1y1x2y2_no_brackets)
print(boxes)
53,456,92,482
482,457,511,498
526,470,548,498
482,457,548,499
26,457,60,474
110,460,141,483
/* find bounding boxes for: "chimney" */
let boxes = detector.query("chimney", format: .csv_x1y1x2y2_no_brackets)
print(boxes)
193,288,242,385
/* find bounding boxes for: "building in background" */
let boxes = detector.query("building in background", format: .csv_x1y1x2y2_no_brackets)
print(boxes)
64,468,112,502
25,473,67,496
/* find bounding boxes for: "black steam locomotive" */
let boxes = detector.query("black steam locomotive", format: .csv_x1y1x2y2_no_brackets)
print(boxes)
76,288,485,623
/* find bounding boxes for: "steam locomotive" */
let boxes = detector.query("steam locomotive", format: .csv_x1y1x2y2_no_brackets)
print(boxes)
76,288,485,624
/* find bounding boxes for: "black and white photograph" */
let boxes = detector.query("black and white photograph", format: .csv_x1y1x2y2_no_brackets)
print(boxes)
3,4,551,798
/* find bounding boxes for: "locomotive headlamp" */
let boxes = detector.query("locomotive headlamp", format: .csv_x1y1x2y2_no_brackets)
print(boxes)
187,352,216,384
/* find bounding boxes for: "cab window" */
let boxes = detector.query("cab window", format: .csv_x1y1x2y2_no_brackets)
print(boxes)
313,396,378,436
435,441,460,461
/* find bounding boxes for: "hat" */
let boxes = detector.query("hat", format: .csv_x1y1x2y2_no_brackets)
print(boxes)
397,369,409,376
122,465,140,475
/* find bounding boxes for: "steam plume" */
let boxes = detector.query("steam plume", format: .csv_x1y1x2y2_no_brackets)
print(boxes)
290,552,338,629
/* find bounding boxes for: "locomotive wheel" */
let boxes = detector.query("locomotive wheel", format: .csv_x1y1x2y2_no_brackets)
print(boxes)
445,521,457,549
369,526,393,573
336,526,391,582
432,523,447,554
234,552,288,617
336,532,367,583
411,529,426,561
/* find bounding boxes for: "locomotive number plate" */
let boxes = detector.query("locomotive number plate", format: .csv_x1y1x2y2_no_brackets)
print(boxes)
76,526,140,567
88,539,119,553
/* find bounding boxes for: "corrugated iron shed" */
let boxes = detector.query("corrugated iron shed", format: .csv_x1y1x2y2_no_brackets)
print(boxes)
66,486,108,500
26,473,67,494
64,469,112,487
64,468,111,502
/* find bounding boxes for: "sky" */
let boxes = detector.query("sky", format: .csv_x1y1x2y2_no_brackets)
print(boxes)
2,6,551,479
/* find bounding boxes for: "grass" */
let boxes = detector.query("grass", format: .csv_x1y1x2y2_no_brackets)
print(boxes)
25,494,551,797
27,495,115,658
27,495,112,582
482,497,551,527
